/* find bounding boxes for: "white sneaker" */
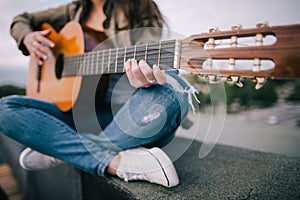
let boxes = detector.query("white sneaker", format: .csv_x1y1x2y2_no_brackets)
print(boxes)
19,147,62,170
116,147,179,187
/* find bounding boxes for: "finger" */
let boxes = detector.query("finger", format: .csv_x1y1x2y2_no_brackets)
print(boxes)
125,60,135,86
131,59,148,84
35,43,52,59
31,38,52,60
124,60,139,88
29,45,37,55
31,52,43,65
40,29,51,36
30,42,45,59
35,50,47,60
37,29,55,48
153,64,166,84
139,60,156,83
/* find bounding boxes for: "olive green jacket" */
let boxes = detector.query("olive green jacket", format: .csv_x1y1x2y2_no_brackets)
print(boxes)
10,0,162,56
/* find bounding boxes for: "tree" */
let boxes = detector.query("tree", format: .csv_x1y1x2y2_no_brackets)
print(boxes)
0,85,25,98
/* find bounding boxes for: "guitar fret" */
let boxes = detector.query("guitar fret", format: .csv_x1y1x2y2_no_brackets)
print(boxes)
126,46,135,60
115,48,118,73
173,39,181,69
68,56,72,75
88,53,91,74
93,52,97,74
91,52,94,75
83,54,86,75
83,54,87,75
104,49,109,73
110,48,116,74
96,51,99,74
134,45,137,60
70,56,73,75
88,53,92,75
147,43,159,67
158,41,162,66
60,40,177,77
63,57,67,76
75,55,79,75
136,46,145,61
87,53,90,75
145,43,148,62
80,54,84,75
108,48,111,73
101,50,104,74
123,46,127,72
161,40,176,69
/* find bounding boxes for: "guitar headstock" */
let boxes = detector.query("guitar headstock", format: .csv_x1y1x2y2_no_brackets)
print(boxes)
180,23,300,89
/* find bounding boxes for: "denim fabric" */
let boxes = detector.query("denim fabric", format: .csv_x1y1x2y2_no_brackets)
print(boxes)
0,71,190,176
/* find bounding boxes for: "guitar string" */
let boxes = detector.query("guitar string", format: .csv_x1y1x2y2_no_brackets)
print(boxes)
62,55,206,76
64,56,176,70
62,47,227,74
51,58,250,78
62,39,214,65
63,43,212,64
63,44,179,75
60,38,236,76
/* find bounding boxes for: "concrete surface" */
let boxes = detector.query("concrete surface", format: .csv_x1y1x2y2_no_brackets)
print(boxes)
105,137,300,200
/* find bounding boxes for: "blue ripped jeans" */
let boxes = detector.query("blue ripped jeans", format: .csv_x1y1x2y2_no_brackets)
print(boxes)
0,70,190,176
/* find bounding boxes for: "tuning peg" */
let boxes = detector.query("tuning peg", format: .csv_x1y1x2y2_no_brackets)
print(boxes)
235,80,244,88
256,22,269,28
231,24,243,30
209,27,220,33
220,77,228,82
227,76,243,87
254,77,266,90
207,75,220,84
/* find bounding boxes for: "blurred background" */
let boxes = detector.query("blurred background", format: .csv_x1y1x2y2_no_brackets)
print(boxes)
0,0,299,158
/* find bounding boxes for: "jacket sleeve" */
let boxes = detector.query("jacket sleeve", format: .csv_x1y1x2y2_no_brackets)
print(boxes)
10,1,80,56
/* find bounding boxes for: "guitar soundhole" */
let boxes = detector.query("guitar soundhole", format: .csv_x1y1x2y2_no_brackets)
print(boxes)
56,54,64,79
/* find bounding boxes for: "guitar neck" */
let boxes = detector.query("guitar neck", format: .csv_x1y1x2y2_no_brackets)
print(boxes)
58,23,300,80
62,39,181,77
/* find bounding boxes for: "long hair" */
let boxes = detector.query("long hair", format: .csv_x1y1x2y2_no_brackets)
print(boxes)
81,0,166,30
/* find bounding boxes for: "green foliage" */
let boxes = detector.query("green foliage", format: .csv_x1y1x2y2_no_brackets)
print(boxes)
286,80,300,102
0,85,25,98
184,75,280,112
195,91,211,104
225,79,278,110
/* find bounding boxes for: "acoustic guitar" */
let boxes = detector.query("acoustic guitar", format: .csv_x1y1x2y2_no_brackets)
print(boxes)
26,21,300,112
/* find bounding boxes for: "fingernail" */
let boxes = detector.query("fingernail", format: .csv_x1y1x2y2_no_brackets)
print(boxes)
139,60,146,65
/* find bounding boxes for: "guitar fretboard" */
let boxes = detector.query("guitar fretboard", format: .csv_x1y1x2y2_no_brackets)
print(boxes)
62,40,180,77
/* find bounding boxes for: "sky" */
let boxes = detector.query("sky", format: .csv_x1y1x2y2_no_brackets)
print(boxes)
0,0,300,86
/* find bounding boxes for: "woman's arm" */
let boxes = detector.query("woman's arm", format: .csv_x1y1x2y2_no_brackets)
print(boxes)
10,1,81,56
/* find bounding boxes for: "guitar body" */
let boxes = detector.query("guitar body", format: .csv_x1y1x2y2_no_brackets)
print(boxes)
26,22,84,112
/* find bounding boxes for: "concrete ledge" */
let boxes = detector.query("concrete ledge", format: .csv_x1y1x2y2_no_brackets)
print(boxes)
1,133,300,199
100,137,300,199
